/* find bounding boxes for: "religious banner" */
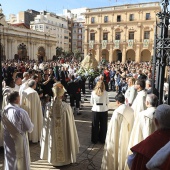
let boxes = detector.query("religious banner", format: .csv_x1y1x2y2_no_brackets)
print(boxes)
89,40,94,49
114,40,120,49
128,40,134,48
102,40,107,49
143,39,149,48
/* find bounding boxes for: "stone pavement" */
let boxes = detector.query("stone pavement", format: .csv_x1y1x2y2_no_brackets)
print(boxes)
0,89,117,170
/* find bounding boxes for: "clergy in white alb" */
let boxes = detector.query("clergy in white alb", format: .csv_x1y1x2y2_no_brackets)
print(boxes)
40,82,80,166
0,77,15,147
21,80,43,143
132,79,146,118
125,94,158,170
2,91,34,170
13,72,22,92
19,77,30,105
101,93,134,170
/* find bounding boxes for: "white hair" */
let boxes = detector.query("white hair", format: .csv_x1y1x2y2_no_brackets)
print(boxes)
28,80,36,88
146,94,158,107
154,104,170,129
23,72,29,78
146,79,152,86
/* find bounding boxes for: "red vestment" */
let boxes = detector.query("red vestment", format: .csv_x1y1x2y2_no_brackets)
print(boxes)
130,129,170,170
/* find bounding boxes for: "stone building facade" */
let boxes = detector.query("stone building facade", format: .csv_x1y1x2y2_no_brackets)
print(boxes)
0,15,57,61
83,2,161,63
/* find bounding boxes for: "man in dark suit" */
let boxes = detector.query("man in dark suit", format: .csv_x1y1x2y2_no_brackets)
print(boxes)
67,75,81,115
110,67,116,91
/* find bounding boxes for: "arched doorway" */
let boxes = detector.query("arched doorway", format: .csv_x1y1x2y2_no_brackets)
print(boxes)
141,50,151,62
18,43,28,60
126,49,135,61
102,49,109,61
113,49,122,62
37,46,45,62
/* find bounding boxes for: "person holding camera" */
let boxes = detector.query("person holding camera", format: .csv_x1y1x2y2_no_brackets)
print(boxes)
42,74,56,97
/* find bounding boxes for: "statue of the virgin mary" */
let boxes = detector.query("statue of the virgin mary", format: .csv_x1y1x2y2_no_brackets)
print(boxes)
81,50,98,70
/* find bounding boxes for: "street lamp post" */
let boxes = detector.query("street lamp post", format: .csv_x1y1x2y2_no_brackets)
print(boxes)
152,0,170,105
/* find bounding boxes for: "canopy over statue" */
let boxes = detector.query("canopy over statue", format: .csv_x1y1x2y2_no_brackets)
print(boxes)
81,50,98,69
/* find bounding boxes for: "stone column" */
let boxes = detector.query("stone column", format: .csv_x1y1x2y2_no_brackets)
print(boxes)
109,44,113,62
97,25,101,44
7,39,11,59
4,37,7,59
122,45,126,63
96,44,100,62
84,27,89,58
135,45,141,62
11,39,17,59
32,42,36,60
84,44,88,57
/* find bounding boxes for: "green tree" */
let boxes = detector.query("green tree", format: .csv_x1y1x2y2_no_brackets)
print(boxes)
74,49,81,60
56,47,63,57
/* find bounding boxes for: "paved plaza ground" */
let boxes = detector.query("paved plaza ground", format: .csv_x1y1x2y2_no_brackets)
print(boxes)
0,89,117,170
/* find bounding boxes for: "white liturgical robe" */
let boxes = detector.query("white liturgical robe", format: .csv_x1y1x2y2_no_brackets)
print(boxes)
21,87,43,143
2,103,33,170
125,106,156,170
0,86,14,147
40,99,80,166
131,90,146,118
101,104,134,170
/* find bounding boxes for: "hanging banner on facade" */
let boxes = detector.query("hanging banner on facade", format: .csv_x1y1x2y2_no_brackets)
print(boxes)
128,40,134,48
89,40,94,49
102,40,107,49
143,39,149,48
114,40,120,49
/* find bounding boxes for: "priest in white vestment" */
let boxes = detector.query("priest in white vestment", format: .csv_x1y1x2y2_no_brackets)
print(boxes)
2,91,34,170
21,80,43,143
1,77,15,147
101,93,134,170
132,79,147,118
40,82,80,166
125,94,158,170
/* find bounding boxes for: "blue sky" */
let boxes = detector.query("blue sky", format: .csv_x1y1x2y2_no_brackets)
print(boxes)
1,0,159,18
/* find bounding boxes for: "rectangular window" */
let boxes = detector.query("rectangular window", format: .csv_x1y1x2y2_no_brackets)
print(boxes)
103,33,108,40
144,31,150,39
39,25,43,30
90,33,95,40
117,15,121,22
104,16,108,23
129,32,134,39
91,17,95,23
115,32,121,40
129,14,134,21
146,13,150,20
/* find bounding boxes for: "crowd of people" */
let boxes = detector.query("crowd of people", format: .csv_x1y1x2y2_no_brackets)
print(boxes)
0,57,170,170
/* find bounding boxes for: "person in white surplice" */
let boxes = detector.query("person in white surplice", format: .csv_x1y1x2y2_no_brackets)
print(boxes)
2,91,34,170
21,80,43,143
0,77,15,147
125,94,158,170
40,82,80,166
131,79,147,118
101,93,134,170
